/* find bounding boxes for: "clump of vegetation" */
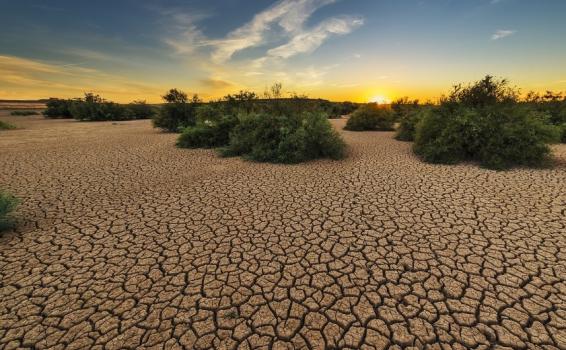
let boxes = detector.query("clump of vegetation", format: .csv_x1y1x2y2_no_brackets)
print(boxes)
412,76,560,170
524,91,566,143
44,95,155,121
127,100,157,120
344,104,395,131
153,89,201,132
391,97,420,121
221,111,345,163
560,123,566,143
10,110,39,116
0,191,19,231
43,98,74,118
0,120,17,130
70,93,129,121
174,83,347,164
0,120,16,130
177,114,238,149
328,101,359,118
395,108,428,141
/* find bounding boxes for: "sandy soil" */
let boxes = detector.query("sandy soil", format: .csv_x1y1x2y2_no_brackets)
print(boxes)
1,113,565,349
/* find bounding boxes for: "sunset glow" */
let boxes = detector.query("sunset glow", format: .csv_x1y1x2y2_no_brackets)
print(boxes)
369,95,390,104
1,1,565,102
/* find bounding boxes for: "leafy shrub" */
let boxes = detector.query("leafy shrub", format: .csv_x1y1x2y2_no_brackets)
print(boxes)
177,115,238,149
395,108,428,141
525,92,566,143
10,110,39,116
0,191,19,231
153,89,201,132
414,105,560,169
391,97,419,121
223,90,259,114
344,104,394,131
559,123,566,143
0,120,16,130
221,112,345,163
195,104,222,124
442,75,518,108
43,98,73,118
70,93,129,121
127,100,156,119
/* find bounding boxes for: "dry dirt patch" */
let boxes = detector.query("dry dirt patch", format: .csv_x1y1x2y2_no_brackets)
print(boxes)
0,116,565,349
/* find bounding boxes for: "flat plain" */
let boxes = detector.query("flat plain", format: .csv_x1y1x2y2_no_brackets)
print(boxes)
1,112,565,349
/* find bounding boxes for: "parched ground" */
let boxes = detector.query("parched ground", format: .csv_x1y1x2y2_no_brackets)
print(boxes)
1,113,565,350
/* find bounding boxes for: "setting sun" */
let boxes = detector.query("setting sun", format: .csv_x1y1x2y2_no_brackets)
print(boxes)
369,95,390,104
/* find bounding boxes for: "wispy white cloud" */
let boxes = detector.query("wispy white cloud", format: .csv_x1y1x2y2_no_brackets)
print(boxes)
164,0,363,66
266,16,364,60
161,9,210,54
491,29,515,40
209,0,337,63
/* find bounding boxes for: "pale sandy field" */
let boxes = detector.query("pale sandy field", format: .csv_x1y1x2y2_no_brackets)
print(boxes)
1,112,565,349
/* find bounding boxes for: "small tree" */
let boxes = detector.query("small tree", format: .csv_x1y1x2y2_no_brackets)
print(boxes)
153,89,201,132
162,89,188,103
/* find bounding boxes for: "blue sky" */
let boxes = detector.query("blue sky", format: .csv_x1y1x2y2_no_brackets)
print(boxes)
1,0,565,102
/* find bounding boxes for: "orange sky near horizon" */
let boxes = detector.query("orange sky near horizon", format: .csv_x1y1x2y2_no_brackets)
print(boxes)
1,1,565,104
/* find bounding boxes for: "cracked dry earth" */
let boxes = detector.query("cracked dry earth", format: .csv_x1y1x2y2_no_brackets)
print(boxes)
1,114,565,350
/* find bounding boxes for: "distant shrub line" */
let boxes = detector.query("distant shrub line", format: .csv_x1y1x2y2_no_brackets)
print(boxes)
0,120,17,130
10,110,39,116
43,94,156,121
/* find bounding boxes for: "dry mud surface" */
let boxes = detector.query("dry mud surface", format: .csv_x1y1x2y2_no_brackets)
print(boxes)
1,114,565,349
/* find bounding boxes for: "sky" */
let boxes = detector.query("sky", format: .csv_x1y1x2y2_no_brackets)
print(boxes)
0,0,565,103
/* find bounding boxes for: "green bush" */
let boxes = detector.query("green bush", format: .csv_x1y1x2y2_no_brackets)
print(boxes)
221,112,345,163
195,104,222,125
10,110,39,116
344,104,395,131
560,123,566,143
127,101,156,120
391,97,419,121
528,92,566,143
443,75,518,108
43,98,73,118
177,115,238,149
153,89,201,132
395,108,428,141
0,120,16,130
70,93,129,121
0,191,19,231
414,105,560,169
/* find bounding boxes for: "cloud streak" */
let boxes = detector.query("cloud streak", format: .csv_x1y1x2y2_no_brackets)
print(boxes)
164,0,363,66
266,16,363,60
209,0,337,63
491,29,515,40
0,55,165,101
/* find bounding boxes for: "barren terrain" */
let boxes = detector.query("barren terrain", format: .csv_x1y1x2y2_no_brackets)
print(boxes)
1,113,565,349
